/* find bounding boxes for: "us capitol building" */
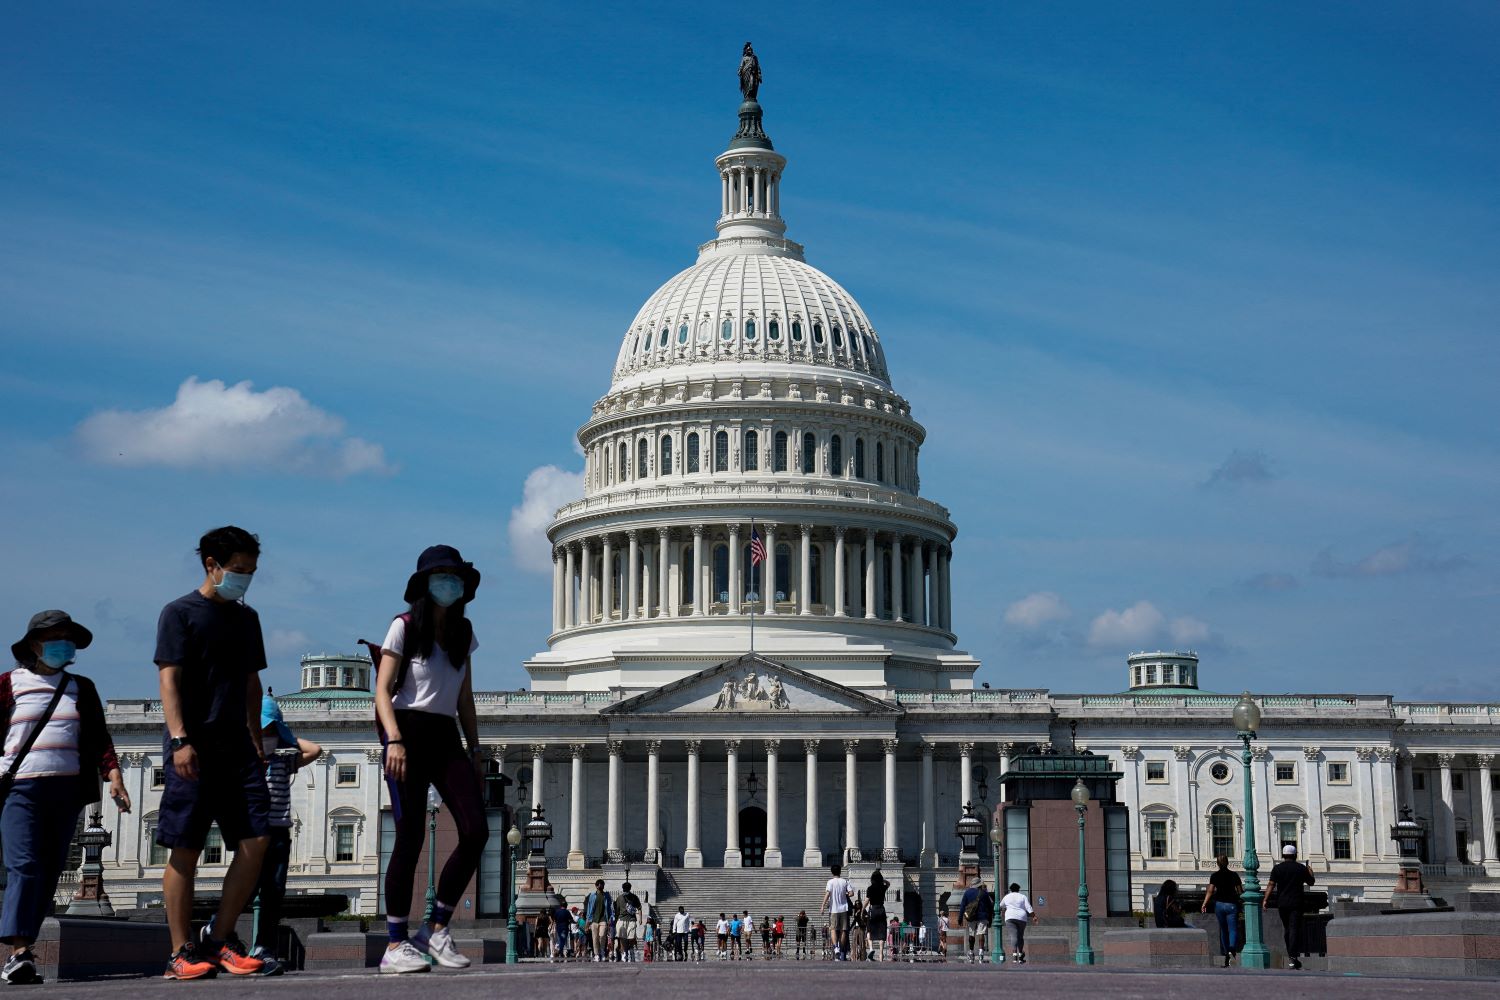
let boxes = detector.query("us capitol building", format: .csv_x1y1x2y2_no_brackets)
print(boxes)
98,60,1498,921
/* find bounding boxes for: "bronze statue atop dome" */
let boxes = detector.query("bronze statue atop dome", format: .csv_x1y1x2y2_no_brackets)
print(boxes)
739,42,761,101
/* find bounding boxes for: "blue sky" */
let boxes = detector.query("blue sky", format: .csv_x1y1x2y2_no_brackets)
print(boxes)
3,2,1496,702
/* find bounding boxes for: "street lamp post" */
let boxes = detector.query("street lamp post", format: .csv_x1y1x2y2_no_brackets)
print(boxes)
988,822,1004,965
1070,778,1094,965
506,824,523,963
423,785,441,923
1233,691,1270,968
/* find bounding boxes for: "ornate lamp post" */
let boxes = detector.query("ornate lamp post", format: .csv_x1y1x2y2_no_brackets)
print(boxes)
952,802,985,961
506,825,523,963
988,821,1004,965
1070,778,1094,965
66,809,114,916
1232,691,1269,968
423,785,442,923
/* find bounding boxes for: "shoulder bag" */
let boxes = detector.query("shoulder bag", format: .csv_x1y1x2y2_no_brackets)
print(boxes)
0,674,73,804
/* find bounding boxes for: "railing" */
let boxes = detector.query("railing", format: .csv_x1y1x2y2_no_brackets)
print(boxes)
1395,703,1500,721
552,480,952,524
1422,862,1489,879
893,689,1048,706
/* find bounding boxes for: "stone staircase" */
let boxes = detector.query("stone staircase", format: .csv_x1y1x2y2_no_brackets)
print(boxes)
656,868,835,924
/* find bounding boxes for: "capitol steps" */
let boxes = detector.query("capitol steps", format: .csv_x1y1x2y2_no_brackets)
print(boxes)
655,867,836,925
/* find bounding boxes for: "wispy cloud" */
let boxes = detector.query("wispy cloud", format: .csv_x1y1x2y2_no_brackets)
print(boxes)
1234,572,1300,595
1312,536,1471,579
1203,449,1275,488
1003,591,1071,629
508,465,583,574
76,377,392,477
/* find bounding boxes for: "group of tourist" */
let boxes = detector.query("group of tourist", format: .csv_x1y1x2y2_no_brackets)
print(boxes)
1155,850,1317,970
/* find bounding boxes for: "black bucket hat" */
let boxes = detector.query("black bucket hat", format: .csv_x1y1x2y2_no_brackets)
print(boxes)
403,544,481,604
11,610,94,664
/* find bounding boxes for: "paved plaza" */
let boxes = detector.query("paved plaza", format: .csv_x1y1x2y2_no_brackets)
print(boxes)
44,963,1500,999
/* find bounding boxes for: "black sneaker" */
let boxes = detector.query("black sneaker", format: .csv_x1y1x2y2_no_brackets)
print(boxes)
1,950,41,985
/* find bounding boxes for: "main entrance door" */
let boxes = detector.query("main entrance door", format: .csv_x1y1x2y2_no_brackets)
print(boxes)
740,806,767,867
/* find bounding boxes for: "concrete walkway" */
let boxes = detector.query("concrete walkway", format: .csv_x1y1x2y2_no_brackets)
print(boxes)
49,962,1498,998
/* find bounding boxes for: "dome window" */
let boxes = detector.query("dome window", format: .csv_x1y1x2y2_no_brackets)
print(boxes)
678,323,689,345
745,319,757,341
744,429,759,471
659,328,669,348
768,319,780,341
830,435,843,477
660,434,673,475
714,430,729,472
721,319,734,341
618,442,628,481
791,320,804,343
637,439,648,479
832,326,844,349
801,432,816,474
813,323,825,346
687,432,701,473
854,439,866,479
773,431,788,472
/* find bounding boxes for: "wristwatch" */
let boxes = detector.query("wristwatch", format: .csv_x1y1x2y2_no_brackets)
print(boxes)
168,736,192,754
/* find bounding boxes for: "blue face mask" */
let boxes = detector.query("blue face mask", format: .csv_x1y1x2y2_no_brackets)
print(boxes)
428,573,465,608
38,640,76,669
214,568,253,601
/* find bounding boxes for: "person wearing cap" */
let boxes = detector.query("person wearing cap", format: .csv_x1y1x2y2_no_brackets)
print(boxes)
1,611,128,985
375,545,488,974
1265,843,1316,969
614,880,642,962
154,525,272,980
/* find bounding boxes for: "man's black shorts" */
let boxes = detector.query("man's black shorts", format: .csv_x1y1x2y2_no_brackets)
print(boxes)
155,733,271,852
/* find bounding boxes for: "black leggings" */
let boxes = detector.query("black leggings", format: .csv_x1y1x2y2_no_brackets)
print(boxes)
383,710,488,920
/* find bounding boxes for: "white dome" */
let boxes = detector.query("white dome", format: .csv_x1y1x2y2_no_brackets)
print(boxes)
611,240,891,389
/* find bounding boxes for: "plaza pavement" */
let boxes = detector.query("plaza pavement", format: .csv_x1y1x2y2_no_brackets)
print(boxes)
47,962,1498,998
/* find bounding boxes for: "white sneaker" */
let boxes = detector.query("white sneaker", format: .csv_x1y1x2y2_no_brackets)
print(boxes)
413,926,471,969
380,941,432,974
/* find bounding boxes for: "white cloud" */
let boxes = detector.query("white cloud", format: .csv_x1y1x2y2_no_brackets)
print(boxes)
1169,616,1211,646
1003,591,1070,629
1312,537,1470,578
265,628,313,658
508,465,583,574
1088,600,1165,648
76,377,392,477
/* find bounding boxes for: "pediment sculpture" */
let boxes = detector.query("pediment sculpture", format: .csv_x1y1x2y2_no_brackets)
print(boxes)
711,670,792,712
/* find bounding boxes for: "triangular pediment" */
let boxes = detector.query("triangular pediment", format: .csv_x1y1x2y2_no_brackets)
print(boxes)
600,653,902,717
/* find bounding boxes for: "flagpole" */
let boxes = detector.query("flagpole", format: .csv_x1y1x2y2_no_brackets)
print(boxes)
749,517,756,654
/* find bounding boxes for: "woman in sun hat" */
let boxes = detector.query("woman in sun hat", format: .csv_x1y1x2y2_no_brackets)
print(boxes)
1,611,129,985
374,546,488,974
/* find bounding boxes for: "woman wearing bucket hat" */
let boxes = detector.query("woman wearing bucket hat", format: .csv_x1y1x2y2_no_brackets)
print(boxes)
374,545,488,974
1,611,129,985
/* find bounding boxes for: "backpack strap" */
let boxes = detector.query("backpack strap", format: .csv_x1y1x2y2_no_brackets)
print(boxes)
1,674,72,787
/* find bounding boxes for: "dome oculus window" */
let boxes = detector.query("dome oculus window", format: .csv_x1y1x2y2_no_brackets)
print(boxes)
659,328,669,348
697,321,711,344
768,319,781,341
1210,762,1231,783
721,319,734,341
832,325,844,349
813,322,825,346
678,323,689,344
745,319,757,341
791,320,804,343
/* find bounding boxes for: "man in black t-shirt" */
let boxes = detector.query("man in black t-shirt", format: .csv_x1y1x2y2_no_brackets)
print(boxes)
154,526,274,980
1265,844,1316,969
1201,854,1243,965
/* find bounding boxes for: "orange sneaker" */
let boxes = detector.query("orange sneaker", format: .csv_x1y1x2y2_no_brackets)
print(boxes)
202,931,264,976
164,945,218,980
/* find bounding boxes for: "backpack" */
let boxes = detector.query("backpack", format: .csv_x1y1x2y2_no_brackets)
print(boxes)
963,889,984,923
620,894,640,918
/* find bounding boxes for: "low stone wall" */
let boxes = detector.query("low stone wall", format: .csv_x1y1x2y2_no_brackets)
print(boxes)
1021,935,1072,963
33,916,173,981
1325,911,1500,978
303,931,508,969
1100,928,1211,968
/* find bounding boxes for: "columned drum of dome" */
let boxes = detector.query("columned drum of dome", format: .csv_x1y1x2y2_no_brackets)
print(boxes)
529,71,981,694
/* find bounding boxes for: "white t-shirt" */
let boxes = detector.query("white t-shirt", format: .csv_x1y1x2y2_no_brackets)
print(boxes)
716,918,729,935
672,911,691,934
826,877,852,913
383,617,477,718
1001,892,1034,922
1,669,80,778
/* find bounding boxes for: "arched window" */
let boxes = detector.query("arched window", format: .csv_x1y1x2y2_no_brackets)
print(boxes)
714,430,729,472
637,439,648,479
876,441,885,482
618,442,628,481
801,432,816,474
687,432,700,473
678,323,689,344
713,544,729,603
832,325,844,349
681,546,694,606
1209,804,1234,858
660,434,673,475
768,319,781,341
697,320,711,344
773,431,788,472
854,438,866,479
813,322,825,346
721,319,734,341
894,444,903,487
744,429,759,471
659,328,669,348
830,435,843,477
791,320,804,343
810,545,823,605
774,543,791,600
745,319,757,341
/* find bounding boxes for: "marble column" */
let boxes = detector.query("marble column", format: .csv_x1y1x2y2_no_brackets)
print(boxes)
1357,747,1377,858
997,741,1014,804
601,535,614,622
606,740,623,863
960,742,975,808
799,524,813,614
844,740,860,861
627,530,641,621
551,547,564,632
863,531,877,619
658,528,671,618
564,545,577,628
692,526,706,616
728,524,742,614
833,527,847,617
580,539,594,624
567,744,586,868
530,743,546,817
890,535,904,621
763,523,777,614
803,740,822,867
643,540,655,620
1375,747,1397,859
646,741,662,863
920,743,937,867
1303,746,1326,861
939,547,952,630
1437,753,1458,863
1477,754,1496,864
765,740,782,867
725,740,742,867
685,740,703,867
882,739,899,862
1398,749,1416,815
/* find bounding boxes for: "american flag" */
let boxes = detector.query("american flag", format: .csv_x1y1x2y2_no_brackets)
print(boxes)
749,526,766,566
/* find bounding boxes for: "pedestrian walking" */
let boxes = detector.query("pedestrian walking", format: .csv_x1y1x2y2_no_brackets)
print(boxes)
795,909,808,958
773,914,784,957
715,913,729,959
671,905,691,961
741,910,754,959
820,863,854,960
582,878,615,961
999,882,1036,964
959,878,993,963
1201,854,1244,967
1,611,129,986
615,881,642,961
1265,844,1316,969
866,869,890,961
155,526,273,980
